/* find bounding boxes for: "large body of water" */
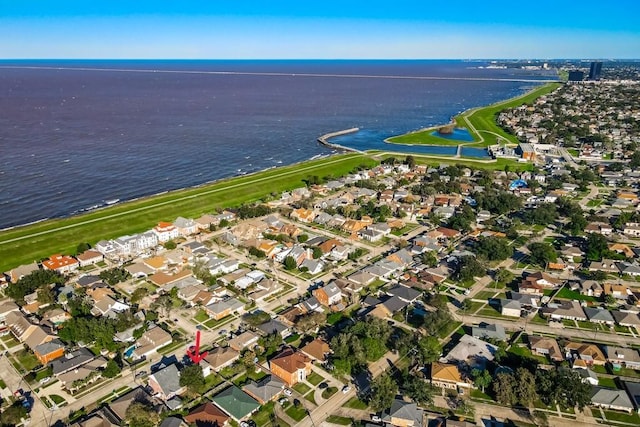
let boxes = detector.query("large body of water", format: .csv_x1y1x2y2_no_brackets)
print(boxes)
0,60,557,229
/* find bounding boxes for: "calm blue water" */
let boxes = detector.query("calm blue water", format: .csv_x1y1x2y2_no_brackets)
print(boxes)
0,60,556,228
430,128,475,142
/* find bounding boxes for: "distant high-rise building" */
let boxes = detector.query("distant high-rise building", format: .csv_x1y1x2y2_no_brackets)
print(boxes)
589,62,603,80
568,70,585,82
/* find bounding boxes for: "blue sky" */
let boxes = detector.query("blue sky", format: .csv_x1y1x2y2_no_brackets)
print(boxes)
1,1,639,59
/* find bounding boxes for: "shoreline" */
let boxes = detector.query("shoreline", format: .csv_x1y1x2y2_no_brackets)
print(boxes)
0,153,378,271
383,82,561,149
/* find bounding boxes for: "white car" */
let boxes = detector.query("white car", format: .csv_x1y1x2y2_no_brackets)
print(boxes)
284,389,292,396
371,415,382,423
39,377,51,384
341,385,351,394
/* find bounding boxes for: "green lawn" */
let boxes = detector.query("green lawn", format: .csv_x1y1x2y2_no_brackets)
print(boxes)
1,334,20,348
508,345,548,364
597,377,618,389
387,83,560,148
576,320,599,331
461,301,484,314
306,371,324,386
322,387,338,399
0,154,377,271
601,409,640,425
554,286,596,303
0,379,6,389
293,382,312,395
285,404,309,422
49,394,66,405
343,396,368,410
475,290,499,300
252,402,275,427
194,309,210,323
438,321,464,339
14,350,40,371
326,415,353,425
304,392,316,405
204,315,235,329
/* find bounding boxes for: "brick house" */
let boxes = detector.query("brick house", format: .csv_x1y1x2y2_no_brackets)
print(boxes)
268,349,312,387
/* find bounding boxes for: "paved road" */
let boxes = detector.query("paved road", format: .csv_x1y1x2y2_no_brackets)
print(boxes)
456,312,640,346
579,184,600,209
295,352,400,427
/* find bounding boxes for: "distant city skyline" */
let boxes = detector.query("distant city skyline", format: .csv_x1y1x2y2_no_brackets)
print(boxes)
1,1,639,59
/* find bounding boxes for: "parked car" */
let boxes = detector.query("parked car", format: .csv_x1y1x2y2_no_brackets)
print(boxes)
342,385,351,394
371,415,382,423
279,397,288,405
284,389,292,396
39,377,51,385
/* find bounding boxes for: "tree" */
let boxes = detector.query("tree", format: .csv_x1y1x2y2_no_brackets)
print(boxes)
164,240,177,250
248,247,266,258
99,267,131,286
472,368,492,393
180,364,206,395
76,242,91,254
493,372,517,405
369,372,398,412
473,236,513,261
535,369,591,410
604,294,616,305
421,251,438,268
243,311,271,327
567,213,587,236
151,294,173,317
0,402,28,426
515,368,538,407
312,247,323,259
528,242,557,268
297,234,309,243
586,232,609,261
403,375,433,405
103,359,121,378
125,402,160,427
405,155,416,169
6,269,64,304
494,268,514,286
283,256,297,271
522,203,558,226
453,256,485,282
131,287,148,304
448,205,476,232
192,259,213,283
37,286,55,305
258,332,283,358
295,311,326,331
422,307,452,336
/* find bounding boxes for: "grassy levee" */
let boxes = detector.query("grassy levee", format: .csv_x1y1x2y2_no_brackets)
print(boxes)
0,154,377,271
386,82,561,147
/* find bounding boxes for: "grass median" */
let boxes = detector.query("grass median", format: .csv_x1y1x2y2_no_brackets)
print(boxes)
0,153,377,271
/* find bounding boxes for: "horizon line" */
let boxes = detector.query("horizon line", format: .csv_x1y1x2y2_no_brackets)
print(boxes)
1,57,639,61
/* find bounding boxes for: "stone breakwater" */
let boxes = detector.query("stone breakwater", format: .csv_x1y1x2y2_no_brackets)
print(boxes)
317,127,363,153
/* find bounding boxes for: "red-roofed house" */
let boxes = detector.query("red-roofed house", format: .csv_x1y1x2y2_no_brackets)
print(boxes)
42,254,79,274
152,222,180,242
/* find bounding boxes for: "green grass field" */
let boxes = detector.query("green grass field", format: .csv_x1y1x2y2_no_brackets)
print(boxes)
0,153,377,271
386,83,561,147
